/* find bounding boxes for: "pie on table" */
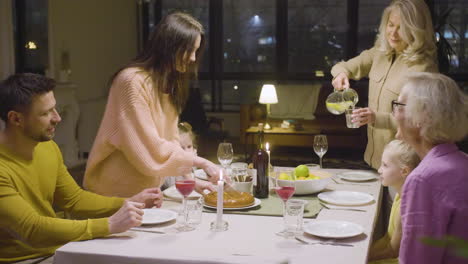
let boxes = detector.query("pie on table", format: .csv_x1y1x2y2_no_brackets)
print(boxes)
204,190,255,208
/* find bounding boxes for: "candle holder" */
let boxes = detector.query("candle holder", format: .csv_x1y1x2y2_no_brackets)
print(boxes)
210,219,229,232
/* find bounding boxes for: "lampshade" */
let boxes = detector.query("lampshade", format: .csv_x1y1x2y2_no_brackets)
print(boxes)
259,84,278,104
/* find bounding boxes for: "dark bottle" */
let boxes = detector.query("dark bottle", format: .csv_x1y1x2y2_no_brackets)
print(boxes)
252,123,269,198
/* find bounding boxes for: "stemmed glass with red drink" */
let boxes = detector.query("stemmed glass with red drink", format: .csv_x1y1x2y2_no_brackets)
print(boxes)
175,177,196,232
274,171,296,237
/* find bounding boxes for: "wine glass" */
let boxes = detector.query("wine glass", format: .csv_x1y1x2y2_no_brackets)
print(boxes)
313,135,328,168
217,142,233,178
175,176,196,232
274,171,296,237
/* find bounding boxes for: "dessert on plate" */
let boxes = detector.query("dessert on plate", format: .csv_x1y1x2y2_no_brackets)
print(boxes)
204,190,254,208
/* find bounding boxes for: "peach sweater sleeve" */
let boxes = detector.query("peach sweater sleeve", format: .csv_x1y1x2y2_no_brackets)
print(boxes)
84,68,193,196
110,73,194,176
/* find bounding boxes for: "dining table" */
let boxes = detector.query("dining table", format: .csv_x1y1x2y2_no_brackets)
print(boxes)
54,168,382,264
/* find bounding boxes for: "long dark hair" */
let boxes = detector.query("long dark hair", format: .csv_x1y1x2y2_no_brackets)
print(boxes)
113,12,205,113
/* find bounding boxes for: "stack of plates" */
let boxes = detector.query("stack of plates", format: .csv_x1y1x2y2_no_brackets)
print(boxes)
304,220,364,239
337,171,378,182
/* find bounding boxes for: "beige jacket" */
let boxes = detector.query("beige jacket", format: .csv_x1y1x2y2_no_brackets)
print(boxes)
331,47,437,169
83,68,193,197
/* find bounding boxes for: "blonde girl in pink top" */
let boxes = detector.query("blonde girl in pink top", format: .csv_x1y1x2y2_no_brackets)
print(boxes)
84,13,219,197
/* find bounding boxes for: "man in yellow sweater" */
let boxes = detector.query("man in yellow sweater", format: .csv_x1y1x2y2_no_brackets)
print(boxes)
0,73,164,263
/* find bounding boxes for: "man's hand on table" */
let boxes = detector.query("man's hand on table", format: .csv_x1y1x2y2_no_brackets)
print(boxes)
129,187,164,208
108,200,144,234
108,188,163,234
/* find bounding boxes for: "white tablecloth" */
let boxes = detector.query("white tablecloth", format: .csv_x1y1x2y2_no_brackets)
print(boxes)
55,169,381,264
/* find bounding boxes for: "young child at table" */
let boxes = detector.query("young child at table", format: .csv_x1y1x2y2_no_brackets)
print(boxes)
368,140,420,264
162,122,198,190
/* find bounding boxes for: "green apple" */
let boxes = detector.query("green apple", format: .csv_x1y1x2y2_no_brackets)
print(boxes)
279,172,291,180
294,165,309,178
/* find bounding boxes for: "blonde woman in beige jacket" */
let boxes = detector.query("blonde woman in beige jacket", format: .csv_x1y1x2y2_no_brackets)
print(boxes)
331,0,438,169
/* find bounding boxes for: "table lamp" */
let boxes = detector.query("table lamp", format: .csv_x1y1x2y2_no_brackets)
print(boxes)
259,84,278,130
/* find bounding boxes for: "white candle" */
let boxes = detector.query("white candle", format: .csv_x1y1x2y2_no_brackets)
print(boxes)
216,170,224,227
266,142,271,173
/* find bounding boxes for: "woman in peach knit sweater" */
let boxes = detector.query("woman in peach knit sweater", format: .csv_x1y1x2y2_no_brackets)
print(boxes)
83,12,219,197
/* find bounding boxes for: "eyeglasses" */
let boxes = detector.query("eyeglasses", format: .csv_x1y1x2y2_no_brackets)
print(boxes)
391,100,406,113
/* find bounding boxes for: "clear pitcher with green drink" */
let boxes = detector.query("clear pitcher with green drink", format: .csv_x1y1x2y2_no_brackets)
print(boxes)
325,87,359,115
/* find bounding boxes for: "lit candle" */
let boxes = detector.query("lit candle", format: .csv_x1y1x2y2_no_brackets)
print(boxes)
266,142,271,173
216,169,224,227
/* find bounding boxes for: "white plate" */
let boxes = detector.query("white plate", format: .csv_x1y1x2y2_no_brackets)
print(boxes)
163,185,202,201
304,220,364,239
203,198,261,210
194,169,209,181
318,191,374,206
141,208,177,225
338,171,378,182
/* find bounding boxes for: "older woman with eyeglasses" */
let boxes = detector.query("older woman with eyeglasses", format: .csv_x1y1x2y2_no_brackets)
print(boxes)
331,0,438,169
393,72,468,264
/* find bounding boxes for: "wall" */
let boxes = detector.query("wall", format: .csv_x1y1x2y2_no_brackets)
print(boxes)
49,0,138,153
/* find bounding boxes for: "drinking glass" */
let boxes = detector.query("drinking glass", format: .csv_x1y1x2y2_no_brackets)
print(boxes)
185,197,204,228
345,107,360,128
175,177,196,232
283,199,305,236
313,135,328,168
217,142,234,178
274,172,297,237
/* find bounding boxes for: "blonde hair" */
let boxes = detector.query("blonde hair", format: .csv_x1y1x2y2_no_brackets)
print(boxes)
375,0,436,64
178,122,197,148
384,140,421,170
401,72,468,144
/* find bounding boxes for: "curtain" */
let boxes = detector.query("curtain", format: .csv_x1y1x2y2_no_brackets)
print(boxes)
270,83,321,120
0,0,15,80
0,0,15,130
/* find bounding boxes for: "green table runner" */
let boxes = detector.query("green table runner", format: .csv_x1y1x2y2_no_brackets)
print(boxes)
203,193,322,218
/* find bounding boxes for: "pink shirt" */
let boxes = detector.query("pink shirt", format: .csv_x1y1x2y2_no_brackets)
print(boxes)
400,143,468,264
83,68,193,197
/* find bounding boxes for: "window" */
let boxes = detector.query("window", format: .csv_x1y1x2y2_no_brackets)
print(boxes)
146,0,468,112
162,0,210,72
223,0,276,72
357,0,387,53
288,0,347,74
14,0,49,74
433,0,468,74
198,80,214,107
221,80,265,111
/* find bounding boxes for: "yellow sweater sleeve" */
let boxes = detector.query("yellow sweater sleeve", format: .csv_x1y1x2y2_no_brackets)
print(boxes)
53,146,124,218
0,142,124,250
331,47,376,80
0,175,109,248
